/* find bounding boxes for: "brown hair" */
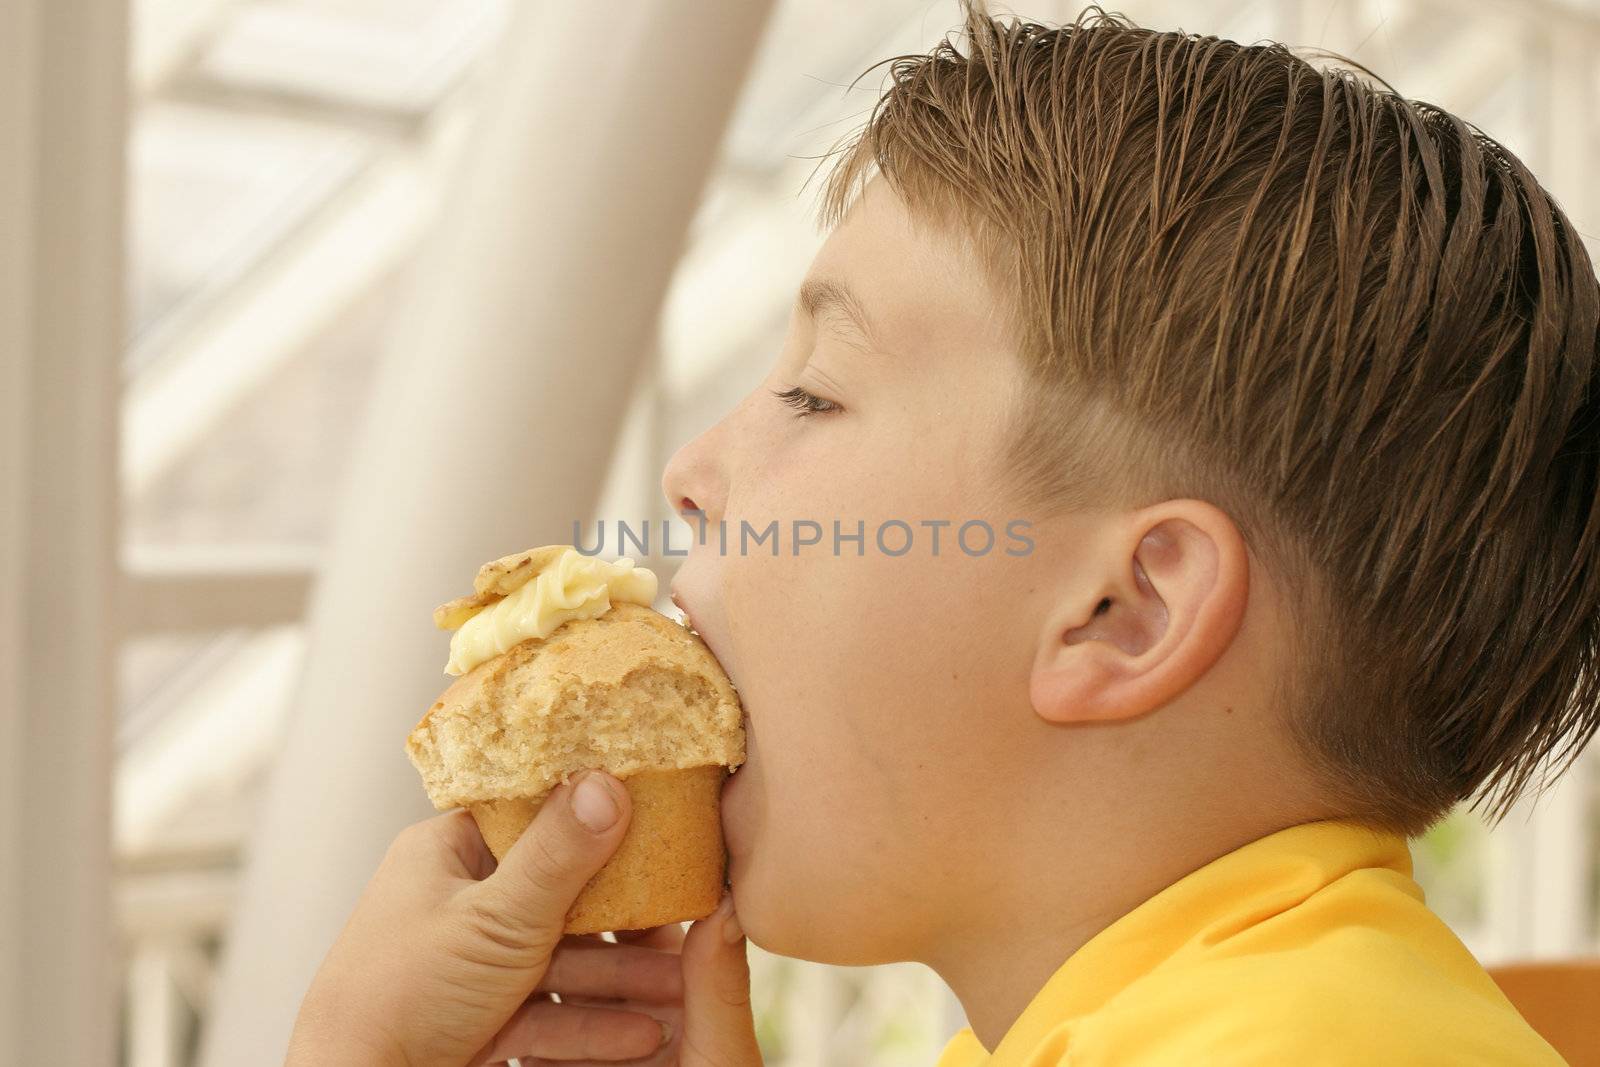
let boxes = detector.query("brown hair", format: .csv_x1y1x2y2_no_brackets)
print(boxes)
815,1,1600,835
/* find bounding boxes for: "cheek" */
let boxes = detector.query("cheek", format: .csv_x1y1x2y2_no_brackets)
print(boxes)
723,548,1024,806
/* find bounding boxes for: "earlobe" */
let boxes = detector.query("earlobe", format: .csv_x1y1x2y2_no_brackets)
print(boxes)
1028,502,1249,726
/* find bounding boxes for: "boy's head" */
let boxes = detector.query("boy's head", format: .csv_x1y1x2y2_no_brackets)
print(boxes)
661,2,1600,967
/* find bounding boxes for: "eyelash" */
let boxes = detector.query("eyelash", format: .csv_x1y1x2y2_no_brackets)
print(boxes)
770,385,842,418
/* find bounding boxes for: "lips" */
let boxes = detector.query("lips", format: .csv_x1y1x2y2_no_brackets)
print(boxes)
670,585,749,777
669,585,729,674
668,587,700,636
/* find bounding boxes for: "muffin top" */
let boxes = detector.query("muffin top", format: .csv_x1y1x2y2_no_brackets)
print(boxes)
406,600,744,809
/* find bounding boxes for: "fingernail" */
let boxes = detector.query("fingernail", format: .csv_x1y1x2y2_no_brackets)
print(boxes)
572,772,619,832
656,1019,673,1048
721,893,744,945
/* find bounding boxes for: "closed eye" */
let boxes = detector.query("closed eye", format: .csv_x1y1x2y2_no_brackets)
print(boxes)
770,385,842,418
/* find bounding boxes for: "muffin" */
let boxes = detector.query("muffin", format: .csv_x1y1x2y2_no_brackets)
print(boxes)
405,545,744,933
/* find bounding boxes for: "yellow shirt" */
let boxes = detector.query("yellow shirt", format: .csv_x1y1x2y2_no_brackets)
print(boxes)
936,819,1564,1066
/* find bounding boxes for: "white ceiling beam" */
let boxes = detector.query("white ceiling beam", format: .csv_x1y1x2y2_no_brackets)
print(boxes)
115,867,237,941
130,0,238,97
115,626,303,857
119,545,316,634
121,94,480,504
121,150,429,501
1443,0,1600,40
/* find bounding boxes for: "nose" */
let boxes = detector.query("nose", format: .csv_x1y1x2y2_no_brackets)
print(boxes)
661,421,727,529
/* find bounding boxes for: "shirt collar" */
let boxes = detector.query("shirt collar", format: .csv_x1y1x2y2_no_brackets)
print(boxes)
972,817,1413,1062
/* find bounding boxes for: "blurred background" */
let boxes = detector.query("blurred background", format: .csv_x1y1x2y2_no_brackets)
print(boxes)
3,0,1597,1065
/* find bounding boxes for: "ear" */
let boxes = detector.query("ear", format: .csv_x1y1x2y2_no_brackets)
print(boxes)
1029,500,1249,725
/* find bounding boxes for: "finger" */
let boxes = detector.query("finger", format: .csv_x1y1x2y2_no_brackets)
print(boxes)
533,939,684,1002
390,809,497,882
455,816,499,881
466,771,632,947
471,999,669,1065
613,922,687,952
680,889,762,1066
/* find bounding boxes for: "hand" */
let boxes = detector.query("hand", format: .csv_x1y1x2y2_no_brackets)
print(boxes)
487,897,763,1066
284,768,758,1065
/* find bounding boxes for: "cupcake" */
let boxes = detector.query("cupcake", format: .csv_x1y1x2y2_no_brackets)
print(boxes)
405,545,744,933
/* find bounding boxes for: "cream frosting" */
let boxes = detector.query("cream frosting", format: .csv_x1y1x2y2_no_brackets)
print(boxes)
444,547,657,675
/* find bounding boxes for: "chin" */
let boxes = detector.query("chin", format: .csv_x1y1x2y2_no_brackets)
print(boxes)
724,863,905,967
723,858,793,958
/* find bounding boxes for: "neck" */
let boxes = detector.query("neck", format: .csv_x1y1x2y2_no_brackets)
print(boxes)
926,799,1324,1051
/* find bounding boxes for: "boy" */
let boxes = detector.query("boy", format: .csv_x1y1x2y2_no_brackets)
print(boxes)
287,3,1598,1064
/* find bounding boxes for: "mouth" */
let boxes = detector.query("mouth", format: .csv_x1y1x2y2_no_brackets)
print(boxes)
668,587,700,636
670,586,750,777
669,584,740,690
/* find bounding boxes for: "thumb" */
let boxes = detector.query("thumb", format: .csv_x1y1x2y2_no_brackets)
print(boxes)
472,770,631,940
681,890,763,1065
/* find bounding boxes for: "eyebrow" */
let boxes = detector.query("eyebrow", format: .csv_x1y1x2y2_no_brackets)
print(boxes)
796,277,884,354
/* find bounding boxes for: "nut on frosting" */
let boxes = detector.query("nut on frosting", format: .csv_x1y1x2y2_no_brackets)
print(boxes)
437,545,658,676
